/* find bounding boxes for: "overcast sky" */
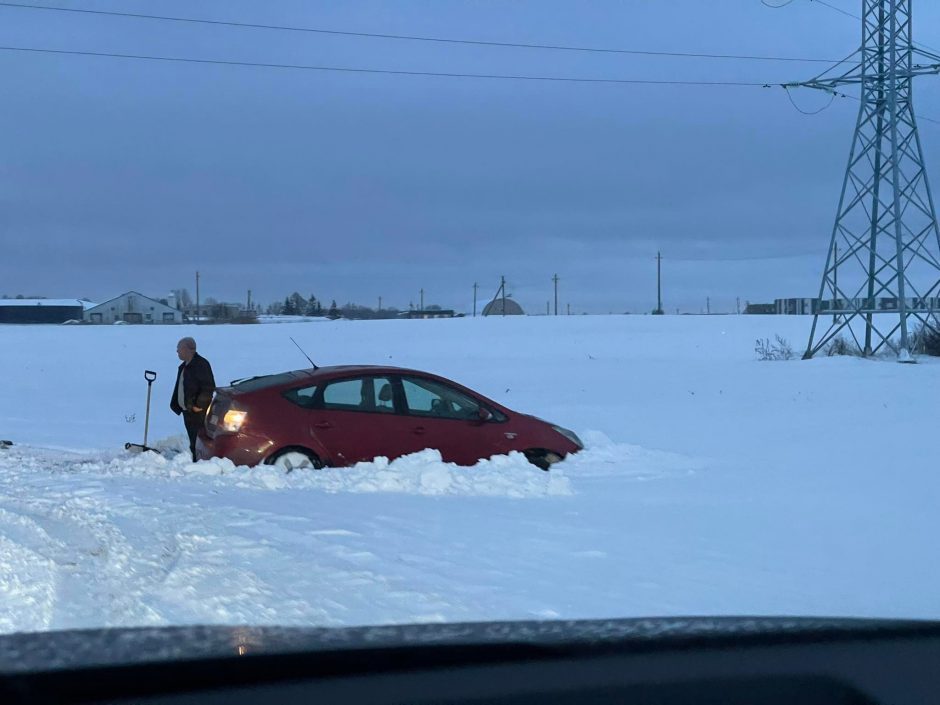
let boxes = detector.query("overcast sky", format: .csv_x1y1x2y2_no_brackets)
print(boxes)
2,0,940,313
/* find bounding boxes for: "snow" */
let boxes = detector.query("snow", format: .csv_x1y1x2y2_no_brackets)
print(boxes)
0,314,937,633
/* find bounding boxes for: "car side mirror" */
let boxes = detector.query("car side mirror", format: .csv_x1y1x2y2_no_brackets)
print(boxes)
477,408,493,422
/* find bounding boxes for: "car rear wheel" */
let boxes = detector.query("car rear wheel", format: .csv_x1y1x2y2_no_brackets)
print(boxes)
266,447,323,472
523,449,563,471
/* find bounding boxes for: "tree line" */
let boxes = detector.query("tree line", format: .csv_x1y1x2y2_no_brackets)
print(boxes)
266,292,403,320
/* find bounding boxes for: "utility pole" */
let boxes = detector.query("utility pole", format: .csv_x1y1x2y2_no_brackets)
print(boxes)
378,296,382,311
247,289,251,312
567,303,571,316
420,289,424,311
736,297,741,315
472,282,478,317
500,275,506,317
795,0,940,361
552,273,559,315
653,251,664,315
706,297,711,315
195,271,200,325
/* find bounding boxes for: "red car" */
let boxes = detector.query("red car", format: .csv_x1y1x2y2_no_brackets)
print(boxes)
196,365,582,471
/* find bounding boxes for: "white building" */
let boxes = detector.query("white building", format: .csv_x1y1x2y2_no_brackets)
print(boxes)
84,291,183,324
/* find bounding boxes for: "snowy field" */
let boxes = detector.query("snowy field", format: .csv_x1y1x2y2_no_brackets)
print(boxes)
0,315,937,634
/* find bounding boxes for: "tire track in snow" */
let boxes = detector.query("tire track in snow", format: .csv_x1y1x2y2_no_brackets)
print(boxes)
0,507,57,632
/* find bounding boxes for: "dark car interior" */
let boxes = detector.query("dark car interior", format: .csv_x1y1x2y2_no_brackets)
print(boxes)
1,618,938,705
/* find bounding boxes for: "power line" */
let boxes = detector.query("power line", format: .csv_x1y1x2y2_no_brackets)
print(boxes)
0,44,777,86
1,42,936,123
768,0,940,55
805,0,940,55
837,91,940,126
783,85,841,114
0,1,844,64
809,0,858,21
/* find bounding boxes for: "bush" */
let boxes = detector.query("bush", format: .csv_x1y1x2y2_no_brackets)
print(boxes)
826,335,861,357
755,335,795,361
911,319,940,356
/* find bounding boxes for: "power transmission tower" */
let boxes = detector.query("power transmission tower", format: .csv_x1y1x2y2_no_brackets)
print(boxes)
791,0,940,361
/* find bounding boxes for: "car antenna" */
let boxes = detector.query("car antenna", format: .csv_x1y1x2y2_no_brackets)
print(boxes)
290,336,318,370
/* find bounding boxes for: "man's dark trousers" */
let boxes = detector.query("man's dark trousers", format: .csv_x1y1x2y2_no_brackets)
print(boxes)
183,410,207,462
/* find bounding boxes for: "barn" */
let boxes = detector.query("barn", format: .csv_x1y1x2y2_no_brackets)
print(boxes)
84,291,183,324
0,299,91,324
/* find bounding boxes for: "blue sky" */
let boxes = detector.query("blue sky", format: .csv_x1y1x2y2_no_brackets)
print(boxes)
2,0,940,313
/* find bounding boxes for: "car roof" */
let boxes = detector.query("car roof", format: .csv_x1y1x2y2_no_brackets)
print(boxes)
308,364,427,376
228,365,443,392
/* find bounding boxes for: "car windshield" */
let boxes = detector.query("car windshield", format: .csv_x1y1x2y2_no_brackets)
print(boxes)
1,0,939,647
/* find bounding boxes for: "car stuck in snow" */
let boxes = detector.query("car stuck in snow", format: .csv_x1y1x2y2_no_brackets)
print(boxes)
196,365,582,470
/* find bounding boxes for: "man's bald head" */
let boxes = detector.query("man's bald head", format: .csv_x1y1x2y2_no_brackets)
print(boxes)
176,337,197,363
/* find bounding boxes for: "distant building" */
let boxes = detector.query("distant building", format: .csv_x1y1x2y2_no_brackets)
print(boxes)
84,291,183,324
0,298,93,324
743,302,776,314
403,309,456,319
180,302,255,323
775,298,820,315
482,298,525,316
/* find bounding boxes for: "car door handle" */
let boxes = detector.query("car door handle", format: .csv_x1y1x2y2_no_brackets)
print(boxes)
413,426,426,435
313,421,332,429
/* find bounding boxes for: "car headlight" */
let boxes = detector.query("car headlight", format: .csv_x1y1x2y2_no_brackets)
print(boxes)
552,425,583,450
222,409,247,433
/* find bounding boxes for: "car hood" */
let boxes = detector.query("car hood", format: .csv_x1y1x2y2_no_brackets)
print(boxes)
1,617,938,674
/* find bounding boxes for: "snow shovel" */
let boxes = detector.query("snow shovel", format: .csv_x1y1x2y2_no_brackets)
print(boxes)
125,370,158,453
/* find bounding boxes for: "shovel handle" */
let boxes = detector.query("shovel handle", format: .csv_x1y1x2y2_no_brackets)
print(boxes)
144,370,157,383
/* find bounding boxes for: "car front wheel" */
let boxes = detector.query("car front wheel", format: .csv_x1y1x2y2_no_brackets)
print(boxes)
266,447,323,472
523,449,563,471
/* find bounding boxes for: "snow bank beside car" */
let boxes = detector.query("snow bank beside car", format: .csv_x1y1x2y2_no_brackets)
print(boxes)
28,439,571,498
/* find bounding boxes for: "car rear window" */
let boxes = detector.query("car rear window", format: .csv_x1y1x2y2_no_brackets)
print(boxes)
283,384,319,409
231,372,300,392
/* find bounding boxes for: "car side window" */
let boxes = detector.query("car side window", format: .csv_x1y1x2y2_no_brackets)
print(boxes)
322,379,361,409
401,377,481,420
283,384,318,409
322,376,396,413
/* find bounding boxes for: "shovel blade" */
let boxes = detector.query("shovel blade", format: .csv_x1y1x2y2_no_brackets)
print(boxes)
124,442,159,454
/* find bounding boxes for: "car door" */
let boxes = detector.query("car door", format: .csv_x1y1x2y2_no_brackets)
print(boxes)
305,375,412,466
398,375,511,465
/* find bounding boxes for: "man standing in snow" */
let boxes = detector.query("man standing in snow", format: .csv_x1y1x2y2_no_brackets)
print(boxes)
170,337,215,462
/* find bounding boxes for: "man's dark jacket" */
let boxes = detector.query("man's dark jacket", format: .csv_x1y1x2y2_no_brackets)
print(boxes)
170,353,216,415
